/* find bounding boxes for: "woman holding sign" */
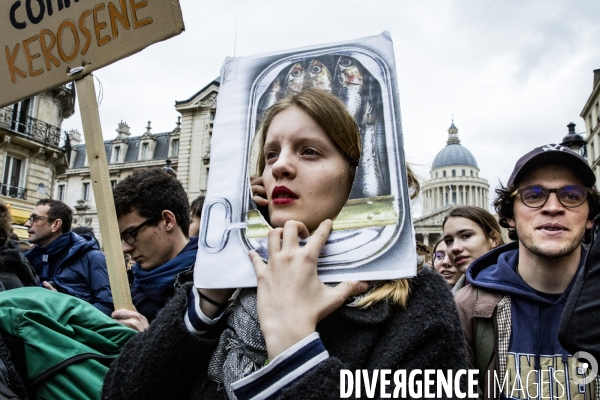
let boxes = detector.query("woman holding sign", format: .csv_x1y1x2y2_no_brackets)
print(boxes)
103,89,466,399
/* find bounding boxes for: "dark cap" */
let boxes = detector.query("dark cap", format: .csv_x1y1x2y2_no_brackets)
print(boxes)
508,144,595,187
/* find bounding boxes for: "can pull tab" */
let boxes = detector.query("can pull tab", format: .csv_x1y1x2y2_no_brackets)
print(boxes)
199,198,246,254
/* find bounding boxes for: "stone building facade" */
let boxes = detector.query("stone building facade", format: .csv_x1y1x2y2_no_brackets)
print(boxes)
414,122,490,247
582,69,600,183
58,78,219,244
0,84,74,238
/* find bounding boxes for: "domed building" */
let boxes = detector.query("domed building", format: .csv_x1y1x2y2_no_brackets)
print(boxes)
414,122,490,247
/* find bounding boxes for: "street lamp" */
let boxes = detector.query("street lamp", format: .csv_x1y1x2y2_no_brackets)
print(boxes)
561,122,587,159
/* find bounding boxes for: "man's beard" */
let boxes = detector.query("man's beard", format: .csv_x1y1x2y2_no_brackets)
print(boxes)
524,240,581,260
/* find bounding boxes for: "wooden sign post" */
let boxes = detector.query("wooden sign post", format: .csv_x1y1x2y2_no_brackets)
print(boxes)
1,1,185,310
75,73,133,310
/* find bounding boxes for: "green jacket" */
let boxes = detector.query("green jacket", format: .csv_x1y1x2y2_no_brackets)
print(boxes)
0,287,136,399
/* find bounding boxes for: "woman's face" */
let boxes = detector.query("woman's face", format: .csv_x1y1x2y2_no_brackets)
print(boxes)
261,105,351,232
443,216,497,273
432,241,462,287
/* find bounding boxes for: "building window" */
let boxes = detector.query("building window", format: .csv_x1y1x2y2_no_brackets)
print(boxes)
111,180,117,189
141,143,149,160
171,139,179,157
57,184,65,201
114,146,121,163
210,112,215,121
435,172,438,178
2,155,25,199
443,171,446,178
82,182,90,201
452,170,456,177
462,169,465,176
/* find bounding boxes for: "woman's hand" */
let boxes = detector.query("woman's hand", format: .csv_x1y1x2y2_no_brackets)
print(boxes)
249,219,368,360
197,288,236,318
250,176,268,207
112,309,149,332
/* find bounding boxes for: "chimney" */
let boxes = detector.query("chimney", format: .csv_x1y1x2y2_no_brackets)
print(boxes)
115,121,131,140
69,129,82,145
594,69,600,88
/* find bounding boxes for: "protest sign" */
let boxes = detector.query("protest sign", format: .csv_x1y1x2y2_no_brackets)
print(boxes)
1,0,185,309
1,0,184,107
195,32,417,289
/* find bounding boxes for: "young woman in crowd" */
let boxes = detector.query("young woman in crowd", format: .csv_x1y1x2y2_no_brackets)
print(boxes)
431,238,463,289
102,88,466,399
442,205,504,292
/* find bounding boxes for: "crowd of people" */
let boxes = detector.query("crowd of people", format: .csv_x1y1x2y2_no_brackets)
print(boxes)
0,88,599,399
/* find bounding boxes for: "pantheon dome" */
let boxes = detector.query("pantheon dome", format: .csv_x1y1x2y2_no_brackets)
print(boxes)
414,122,490,247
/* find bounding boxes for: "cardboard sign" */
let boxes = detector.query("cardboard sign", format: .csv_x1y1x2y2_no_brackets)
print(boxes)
1,0,184,107
195,32,417,289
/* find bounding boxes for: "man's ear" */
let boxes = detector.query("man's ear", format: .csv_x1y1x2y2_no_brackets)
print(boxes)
586,219,594,231
161,210,177,232
51,219,63,233
507,218,516,229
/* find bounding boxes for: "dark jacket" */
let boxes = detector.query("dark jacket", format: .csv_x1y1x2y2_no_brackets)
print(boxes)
0,240,38,291
102,268,467,399
455,242,593,400
130,236,198,322
26,231,113,315
559,216,600,361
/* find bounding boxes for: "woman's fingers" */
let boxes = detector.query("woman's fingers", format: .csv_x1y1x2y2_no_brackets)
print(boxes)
267,228,283,254
251,176,268,207
304,219,332,254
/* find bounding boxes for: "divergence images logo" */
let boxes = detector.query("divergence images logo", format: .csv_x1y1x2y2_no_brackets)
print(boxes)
572,352,598,386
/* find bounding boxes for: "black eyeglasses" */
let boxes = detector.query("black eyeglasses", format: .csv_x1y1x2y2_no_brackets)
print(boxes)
511,185,591,209
27,214,50,224
433,251,446,261
121,216,158,245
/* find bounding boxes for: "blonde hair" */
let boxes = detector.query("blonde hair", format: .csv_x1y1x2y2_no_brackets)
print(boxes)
354,164,420,309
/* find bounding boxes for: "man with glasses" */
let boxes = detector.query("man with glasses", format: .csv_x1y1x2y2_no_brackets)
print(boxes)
24,199,113,315
111,169,196,331
454,144,600,399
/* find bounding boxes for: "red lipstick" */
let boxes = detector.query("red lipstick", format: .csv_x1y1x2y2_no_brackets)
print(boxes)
272,186,298,205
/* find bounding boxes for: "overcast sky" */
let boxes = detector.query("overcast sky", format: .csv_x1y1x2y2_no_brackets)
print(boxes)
65,0,600,213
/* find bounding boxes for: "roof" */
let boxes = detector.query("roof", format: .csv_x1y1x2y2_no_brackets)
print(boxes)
71,132,173,169
432,143,478,169
175,77,220,106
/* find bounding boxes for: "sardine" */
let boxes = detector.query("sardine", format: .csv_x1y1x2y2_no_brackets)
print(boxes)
334,56,364,121
306,60,332,92
257,78,282,125
284,63,306,96
358,94,385,198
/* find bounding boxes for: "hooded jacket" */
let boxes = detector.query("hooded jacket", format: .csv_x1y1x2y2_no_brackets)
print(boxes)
130,236,198,322
455,242,597,400
26,231,113,315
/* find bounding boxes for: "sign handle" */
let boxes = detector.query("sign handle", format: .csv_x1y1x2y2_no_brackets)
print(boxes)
75,74,133,311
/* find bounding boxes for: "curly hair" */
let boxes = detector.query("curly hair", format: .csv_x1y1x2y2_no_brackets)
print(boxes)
494,183,600,243
113,168,190,237
36,199,73,233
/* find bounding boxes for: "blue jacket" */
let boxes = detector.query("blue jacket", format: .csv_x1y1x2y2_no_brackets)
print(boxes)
26,232,114,315
130,236,198,322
